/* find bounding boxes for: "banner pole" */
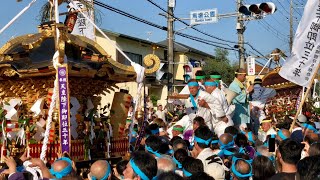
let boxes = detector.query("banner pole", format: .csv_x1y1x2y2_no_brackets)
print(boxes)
289,65,320,132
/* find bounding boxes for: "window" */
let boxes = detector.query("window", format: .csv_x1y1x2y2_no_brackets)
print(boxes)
117,50,142,65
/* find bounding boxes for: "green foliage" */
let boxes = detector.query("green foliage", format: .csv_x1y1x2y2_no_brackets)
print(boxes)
214,48,229,62
150,94,160,106
202,48,238,85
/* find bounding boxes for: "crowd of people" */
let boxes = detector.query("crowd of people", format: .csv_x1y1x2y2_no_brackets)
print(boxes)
0,69,319,180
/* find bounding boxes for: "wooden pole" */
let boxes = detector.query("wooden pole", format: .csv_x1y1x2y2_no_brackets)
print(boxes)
289,65,320,132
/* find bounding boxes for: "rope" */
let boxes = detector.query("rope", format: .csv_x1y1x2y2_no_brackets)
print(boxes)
0,0,37,35
40,0,61,161
40,52,61,161
68,0,134,65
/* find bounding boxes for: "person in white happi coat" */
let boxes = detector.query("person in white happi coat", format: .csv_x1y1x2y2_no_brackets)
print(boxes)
209,71,236,118
207,71,228,94
203,78,234,137
178,70,206,95
183,79,216,131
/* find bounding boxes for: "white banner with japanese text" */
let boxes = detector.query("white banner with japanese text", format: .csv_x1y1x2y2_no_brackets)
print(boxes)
68,0,95,40
279,0,320,87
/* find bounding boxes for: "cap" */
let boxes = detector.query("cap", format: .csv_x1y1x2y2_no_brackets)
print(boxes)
297,114,307,123
254,78,262,85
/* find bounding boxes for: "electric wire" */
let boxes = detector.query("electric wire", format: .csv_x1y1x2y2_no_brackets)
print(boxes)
145,0,239,44
257,20,288,42
145,0,271,60
260,19,288,39
94,0,237,51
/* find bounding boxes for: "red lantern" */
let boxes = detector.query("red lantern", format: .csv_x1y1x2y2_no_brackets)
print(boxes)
64,12,78,33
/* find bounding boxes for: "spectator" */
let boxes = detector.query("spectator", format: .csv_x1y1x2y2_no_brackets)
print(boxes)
290,115,306,143
156,155,176,176
301,122,319,143
193,116,206,131
276,129,291,142
89,160,112,180
147,124,160,136
49,157,75,179
188,172,214,180
235,133,256,159
245,131,258,146
230,156,252,180
256,145,274,162
113,160,128,180
252,156,275,180
269,139,302,180
155,104,166,122
157,171,183,180
309,142,320,156
194,126,225,180
172,125,184,139
224,126,239,136
145,135,165,158
297,155,320,180
172,139,188,152
173,149,188,170
182,157,203,178
219,133,235,150
1,156,26,180
209,133,220,154
258,119,276,142
123,151,157,180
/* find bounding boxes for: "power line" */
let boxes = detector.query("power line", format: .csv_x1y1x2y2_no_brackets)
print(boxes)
175,32,238,50
270,14,287,26
275,0,290,14
269,0,290,20
93,0,237,51
145,0,239,44
145,0,273,60
260,19,288,39
257,21,288,42
94,1,167,30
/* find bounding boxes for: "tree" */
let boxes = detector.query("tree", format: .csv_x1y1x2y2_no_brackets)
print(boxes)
202,48,238,85
214,48,229,62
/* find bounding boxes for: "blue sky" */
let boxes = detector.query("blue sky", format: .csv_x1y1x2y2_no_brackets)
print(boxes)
0,0,306,65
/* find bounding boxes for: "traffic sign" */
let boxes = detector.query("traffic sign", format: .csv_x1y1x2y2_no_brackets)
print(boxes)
190,9,218,25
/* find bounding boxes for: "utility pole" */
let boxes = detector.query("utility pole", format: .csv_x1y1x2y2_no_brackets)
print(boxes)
167,0,174,93
237,0,246,69
289,0,293,53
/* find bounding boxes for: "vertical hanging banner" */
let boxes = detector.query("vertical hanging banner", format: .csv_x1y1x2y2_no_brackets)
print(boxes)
247,56,256,76
58,65,71,153
68,0,95,40
279,0,320,87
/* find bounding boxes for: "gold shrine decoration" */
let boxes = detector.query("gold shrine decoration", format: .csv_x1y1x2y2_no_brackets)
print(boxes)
107,54,161,75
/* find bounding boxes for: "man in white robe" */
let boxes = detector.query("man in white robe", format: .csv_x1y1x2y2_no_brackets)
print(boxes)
203,79,234,137
185,80,216,131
